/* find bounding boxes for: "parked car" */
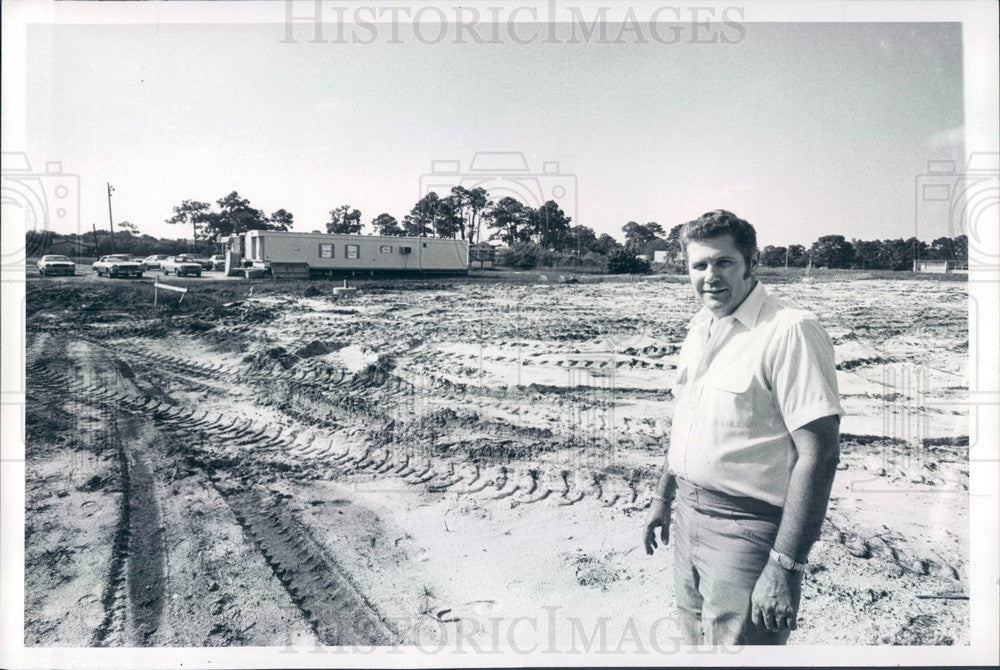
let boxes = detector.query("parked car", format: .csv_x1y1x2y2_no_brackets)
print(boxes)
209,254,226,271
141,254,170,271
36,255,77,276
93,254,144,278
191,257,214,270
161,255,203,277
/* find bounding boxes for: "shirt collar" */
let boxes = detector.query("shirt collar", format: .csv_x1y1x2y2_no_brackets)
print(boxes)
694,280,768,331
731,281,767,329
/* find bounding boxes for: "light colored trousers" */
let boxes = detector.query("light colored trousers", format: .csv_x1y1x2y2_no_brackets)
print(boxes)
673,478,790,646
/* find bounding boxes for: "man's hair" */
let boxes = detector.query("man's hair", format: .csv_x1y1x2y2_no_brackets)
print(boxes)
680,210,758,269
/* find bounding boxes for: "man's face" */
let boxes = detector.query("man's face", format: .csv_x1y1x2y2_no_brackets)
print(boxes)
686,234,756,318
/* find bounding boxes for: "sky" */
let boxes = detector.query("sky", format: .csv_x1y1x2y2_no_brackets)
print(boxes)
24,20,964,247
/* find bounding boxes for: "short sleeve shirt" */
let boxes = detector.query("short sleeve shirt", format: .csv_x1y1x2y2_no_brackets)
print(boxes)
667,282,844,507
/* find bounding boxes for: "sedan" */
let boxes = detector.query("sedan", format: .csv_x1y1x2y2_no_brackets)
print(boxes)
36,255,77,276
209,254,227,271
161,255,203,277
93,254,144,278
141,254,170,272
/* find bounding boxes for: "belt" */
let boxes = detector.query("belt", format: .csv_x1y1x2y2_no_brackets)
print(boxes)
675,477,783,521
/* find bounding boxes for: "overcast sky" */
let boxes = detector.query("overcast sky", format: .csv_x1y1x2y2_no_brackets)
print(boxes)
26,21,963,246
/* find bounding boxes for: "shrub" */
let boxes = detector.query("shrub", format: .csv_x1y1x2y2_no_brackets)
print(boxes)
607,249,651,274
549,251,607,272
501,242,543,269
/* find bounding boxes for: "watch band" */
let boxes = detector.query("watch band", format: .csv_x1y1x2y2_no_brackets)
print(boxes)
769,548,808,572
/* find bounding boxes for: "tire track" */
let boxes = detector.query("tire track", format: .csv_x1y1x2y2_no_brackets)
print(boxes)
47,352,167,647
218,485,400,646
124,437,166,645
91,406,130,646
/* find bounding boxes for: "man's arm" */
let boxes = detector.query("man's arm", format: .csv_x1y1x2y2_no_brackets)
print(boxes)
751,414,840,631
643,454,678,555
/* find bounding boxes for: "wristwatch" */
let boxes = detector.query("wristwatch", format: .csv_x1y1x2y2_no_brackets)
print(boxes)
769,548,808,572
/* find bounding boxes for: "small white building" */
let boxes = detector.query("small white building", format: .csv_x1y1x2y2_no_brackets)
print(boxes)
469,243,497,269
913,260,952,273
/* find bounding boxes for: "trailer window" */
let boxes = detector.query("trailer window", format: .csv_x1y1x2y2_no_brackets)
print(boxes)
399,247,412,255
319,243,334,258
345,244,360,259
380,245,392,253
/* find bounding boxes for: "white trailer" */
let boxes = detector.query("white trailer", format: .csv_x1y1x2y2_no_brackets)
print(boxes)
225,231,469,278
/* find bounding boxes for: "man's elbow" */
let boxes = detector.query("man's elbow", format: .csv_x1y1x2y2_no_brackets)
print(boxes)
795,414,841,472
807,442,840,478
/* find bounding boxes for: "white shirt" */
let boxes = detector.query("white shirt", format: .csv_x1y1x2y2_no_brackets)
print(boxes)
668,282,844,507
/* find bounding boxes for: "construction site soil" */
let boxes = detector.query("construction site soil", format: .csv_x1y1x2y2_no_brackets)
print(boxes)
23,271,970,648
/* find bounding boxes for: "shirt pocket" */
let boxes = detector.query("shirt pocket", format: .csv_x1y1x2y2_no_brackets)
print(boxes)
707,370,754,427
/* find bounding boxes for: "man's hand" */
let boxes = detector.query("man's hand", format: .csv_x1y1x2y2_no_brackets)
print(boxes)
643,501,671,555
750,560,803,631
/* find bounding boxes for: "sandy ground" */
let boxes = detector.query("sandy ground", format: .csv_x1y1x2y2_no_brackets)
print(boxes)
23,273,969,648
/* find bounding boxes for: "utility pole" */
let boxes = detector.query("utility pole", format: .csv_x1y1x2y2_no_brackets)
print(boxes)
106,183,116,253
785,246,789,268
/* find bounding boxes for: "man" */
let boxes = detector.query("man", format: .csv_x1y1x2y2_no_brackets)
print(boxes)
644,210,843,646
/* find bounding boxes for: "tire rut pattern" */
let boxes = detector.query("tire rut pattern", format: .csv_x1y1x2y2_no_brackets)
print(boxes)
30,344,405,647
218,486,399,646
31,349,168,647
91,406,131,646
33,349,649,511
41,340,656,547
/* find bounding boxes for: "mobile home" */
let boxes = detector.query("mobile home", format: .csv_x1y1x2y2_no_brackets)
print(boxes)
225,231,469,278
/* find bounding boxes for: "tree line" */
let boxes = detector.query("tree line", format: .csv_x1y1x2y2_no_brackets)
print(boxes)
26,228,199,259
765,234,969,270
620,221,969,272
325,186,579,249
